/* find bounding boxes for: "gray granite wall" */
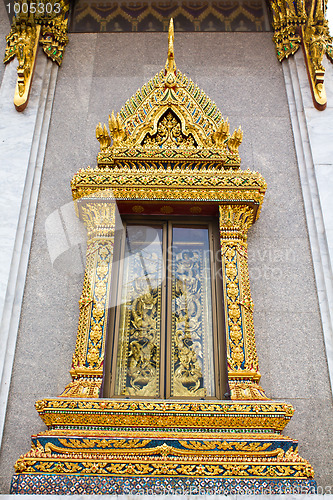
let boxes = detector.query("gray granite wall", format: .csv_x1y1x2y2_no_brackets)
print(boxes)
0,32,332,493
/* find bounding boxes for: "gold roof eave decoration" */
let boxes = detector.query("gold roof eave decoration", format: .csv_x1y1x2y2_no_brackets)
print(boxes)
270,0,333,110
4,0,69,111
95,19,243,170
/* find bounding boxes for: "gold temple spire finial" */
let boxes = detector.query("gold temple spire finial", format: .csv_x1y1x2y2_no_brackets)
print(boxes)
165,18,176,76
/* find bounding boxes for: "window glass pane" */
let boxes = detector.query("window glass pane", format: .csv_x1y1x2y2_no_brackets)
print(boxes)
170,227,216,398
114,225,164,397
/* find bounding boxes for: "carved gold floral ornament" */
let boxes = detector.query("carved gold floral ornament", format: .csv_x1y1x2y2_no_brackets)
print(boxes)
4,0,332,113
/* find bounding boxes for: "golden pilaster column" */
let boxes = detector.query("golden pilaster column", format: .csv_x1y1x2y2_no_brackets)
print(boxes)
61,201,116,398
219,204,268,400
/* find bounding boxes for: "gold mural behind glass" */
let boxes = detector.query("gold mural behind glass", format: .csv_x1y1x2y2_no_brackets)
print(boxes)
115,226,163,397
171,227,215,398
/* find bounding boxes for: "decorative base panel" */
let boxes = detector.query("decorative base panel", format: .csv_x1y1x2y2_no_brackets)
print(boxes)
11,474,317,495
11,399,316,495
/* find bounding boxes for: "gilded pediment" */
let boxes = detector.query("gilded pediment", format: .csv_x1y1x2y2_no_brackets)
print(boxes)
96,20,243,169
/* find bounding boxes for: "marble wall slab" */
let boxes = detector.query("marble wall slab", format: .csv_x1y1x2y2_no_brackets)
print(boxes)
0,48,58,476
283,51,333,397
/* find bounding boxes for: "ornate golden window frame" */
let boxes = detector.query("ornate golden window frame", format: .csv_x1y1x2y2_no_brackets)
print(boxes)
64,24,267,400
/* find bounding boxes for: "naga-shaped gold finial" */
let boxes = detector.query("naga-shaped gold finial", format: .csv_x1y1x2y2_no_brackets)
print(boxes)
165,18,177,88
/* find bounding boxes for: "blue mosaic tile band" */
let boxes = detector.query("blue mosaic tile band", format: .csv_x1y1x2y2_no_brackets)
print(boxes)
11,474,317,495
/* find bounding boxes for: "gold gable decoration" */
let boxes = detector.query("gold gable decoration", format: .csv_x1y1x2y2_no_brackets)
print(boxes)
96,20,243,169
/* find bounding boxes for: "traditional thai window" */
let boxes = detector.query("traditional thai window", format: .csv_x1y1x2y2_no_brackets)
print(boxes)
11,21,316,495
103,218,227,400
